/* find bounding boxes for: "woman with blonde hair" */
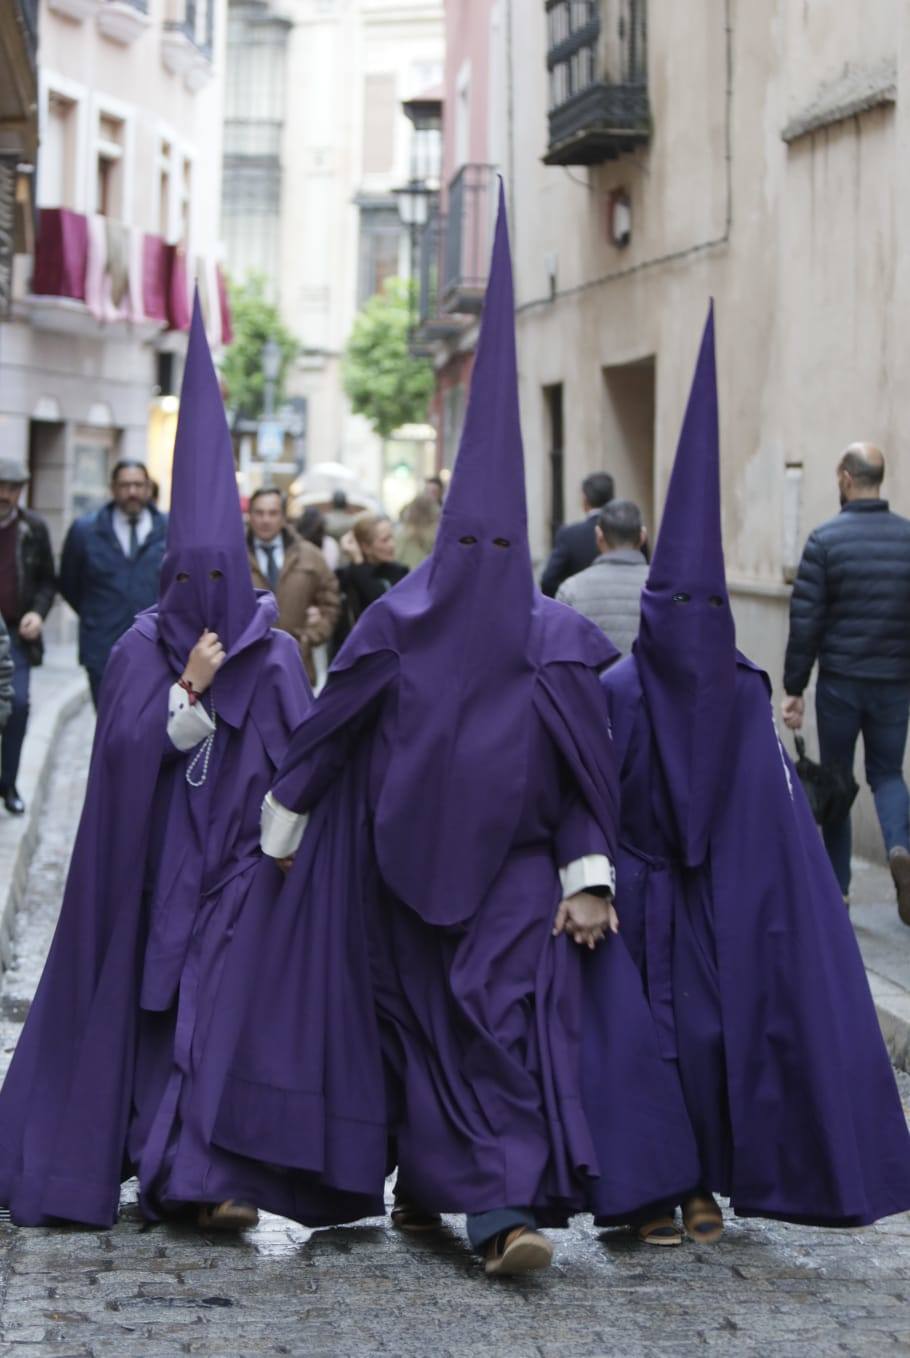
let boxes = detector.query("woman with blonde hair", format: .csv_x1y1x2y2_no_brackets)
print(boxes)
333,512,408,652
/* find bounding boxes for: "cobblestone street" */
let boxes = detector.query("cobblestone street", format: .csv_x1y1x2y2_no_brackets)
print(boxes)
0,712,908,1358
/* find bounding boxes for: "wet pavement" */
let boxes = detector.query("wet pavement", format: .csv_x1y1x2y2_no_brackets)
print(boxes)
0,712,909,1357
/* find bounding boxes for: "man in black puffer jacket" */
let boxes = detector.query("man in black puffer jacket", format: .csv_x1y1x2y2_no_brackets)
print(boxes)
782,444,910,921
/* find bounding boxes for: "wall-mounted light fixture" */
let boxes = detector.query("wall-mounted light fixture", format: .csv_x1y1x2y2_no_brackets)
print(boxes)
608,189,632,248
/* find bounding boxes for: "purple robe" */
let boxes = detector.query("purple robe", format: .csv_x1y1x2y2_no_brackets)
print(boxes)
0,605,310,1226
605,652,910,1224
0,296,319,1227
215,601,700,1223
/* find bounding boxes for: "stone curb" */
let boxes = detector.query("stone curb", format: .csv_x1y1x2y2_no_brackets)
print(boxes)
0,672,89,973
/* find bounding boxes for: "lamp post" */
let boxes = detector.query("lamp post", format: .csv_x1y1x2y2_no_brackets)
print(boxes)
393,179,432,342
261,336,281,420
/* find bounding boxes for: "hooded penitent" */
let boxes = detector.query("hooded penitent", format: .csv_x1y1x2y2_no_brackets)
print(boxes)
0,293,313,1228
602,309,910,1226
157,293,259,674
634,304,737,866
333,182,540,927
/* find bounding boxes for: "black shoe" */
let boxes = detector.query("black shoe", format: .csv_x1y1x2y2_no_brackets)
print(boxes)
3,788,25,816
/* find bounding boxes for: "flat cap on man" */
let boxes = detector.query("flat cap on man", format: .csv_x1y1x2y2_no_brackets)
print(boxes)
0,458,28,485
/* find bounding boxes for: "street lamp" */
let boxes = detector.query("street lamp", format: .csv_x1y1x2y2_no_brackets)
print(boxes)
261,336,281,420
394,180,433,345
393,179,432,230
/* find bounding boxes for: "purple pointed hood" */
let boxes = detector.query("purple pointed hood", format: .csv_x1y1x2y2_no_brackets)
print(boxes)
332,182,543,926
634,304,737,867
157,293,261,675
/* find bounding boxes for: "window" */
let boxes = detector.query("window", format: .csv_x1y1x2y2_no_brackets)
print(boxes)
96,113,125,218
221,5,288,287
362,74,397,176
158,139,172,238
179,156,192,245
357,202,402,306
43,92,78,209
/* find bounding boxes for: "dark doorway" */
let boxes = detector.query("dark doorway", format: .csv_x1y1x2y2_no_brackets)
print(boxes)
602,356,655,531
544,382,564,546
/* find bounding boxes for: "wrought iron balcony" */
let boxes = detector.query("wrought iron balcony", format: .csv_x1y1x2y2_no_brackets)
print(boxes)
411,208,465,355
544,0,650,166
442,163,497,315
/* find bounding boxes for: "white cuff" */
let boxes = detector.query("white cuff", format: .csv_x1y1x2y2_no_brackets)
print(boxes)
559,854,616,899
261,790,308,858
168,683,215,752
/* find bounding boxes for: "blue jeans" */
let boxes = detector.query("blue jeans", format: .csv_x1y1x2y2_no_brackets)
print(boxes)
0,631,31,793
815,673,910,894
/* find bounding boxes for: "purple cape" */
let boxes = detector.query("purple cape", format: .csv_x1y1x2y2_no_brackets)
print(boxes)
0,605,309,1226
215,605,700,1223
605,651,910,1224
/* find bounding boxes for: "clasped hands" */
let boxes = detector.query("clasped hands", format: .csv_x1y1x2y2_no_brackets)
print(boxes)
553,890,619,950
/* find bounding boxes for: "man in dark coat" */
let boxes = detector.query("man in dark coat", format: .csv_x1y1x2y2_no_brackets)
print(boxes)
781,443,910,917
0,457,56,815
0,297,312,1229
601,308,910,1243
217,187,699,1275
59,459,168,707
540,470,614,596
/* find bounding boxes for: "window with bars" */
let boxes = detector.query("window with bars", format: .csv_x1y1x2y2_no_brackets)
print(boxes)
221,3,289,286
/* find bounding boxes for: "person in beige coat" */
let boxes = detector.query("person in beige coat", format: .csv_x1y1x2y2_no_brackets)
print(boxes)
247,487,341,685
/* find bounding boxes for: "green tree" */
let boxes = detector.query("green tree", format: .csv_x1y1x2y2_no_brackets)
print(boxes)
221,275,299,422
343,278,435,439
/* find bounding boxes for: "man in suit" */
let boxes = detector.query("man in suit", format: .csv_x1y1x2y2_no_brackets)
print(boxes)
59,460,167,709
247,487,340,685
540,471,614,597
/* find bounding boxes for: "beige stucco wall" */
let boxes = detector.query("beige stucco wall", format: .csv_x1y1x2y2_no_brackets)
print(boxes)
507,0,907,863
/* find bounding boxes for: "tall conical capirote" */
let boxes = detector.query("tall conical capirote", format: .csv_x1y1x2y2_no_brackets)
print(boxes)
331,179,539,927
634,303,738,867
435,178,529,552
157,291,258,672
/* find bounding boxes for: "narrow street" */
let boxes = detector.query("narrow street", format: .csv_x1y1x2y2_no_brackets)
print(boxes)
0,711,908,1358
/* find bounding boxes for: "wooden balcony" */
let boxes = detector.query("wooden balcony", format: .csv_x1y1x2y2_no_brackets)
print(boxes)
544,0,650,167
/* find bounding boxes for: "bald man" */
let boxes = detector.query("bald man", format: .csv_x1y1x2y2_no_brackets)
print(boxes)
782,443,910,920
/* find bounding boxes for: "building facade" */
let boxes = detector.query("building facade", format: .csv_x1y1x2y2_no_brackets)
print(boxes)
0,0,229,558
222,0,444,500
0,3,38,322
414,0,908,856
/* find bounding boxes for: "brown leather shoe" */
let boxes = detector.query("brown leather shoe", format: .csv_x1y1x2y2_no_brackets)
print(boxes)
197,1200,259,1232
484,1227,554,1276
890,847,910,927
